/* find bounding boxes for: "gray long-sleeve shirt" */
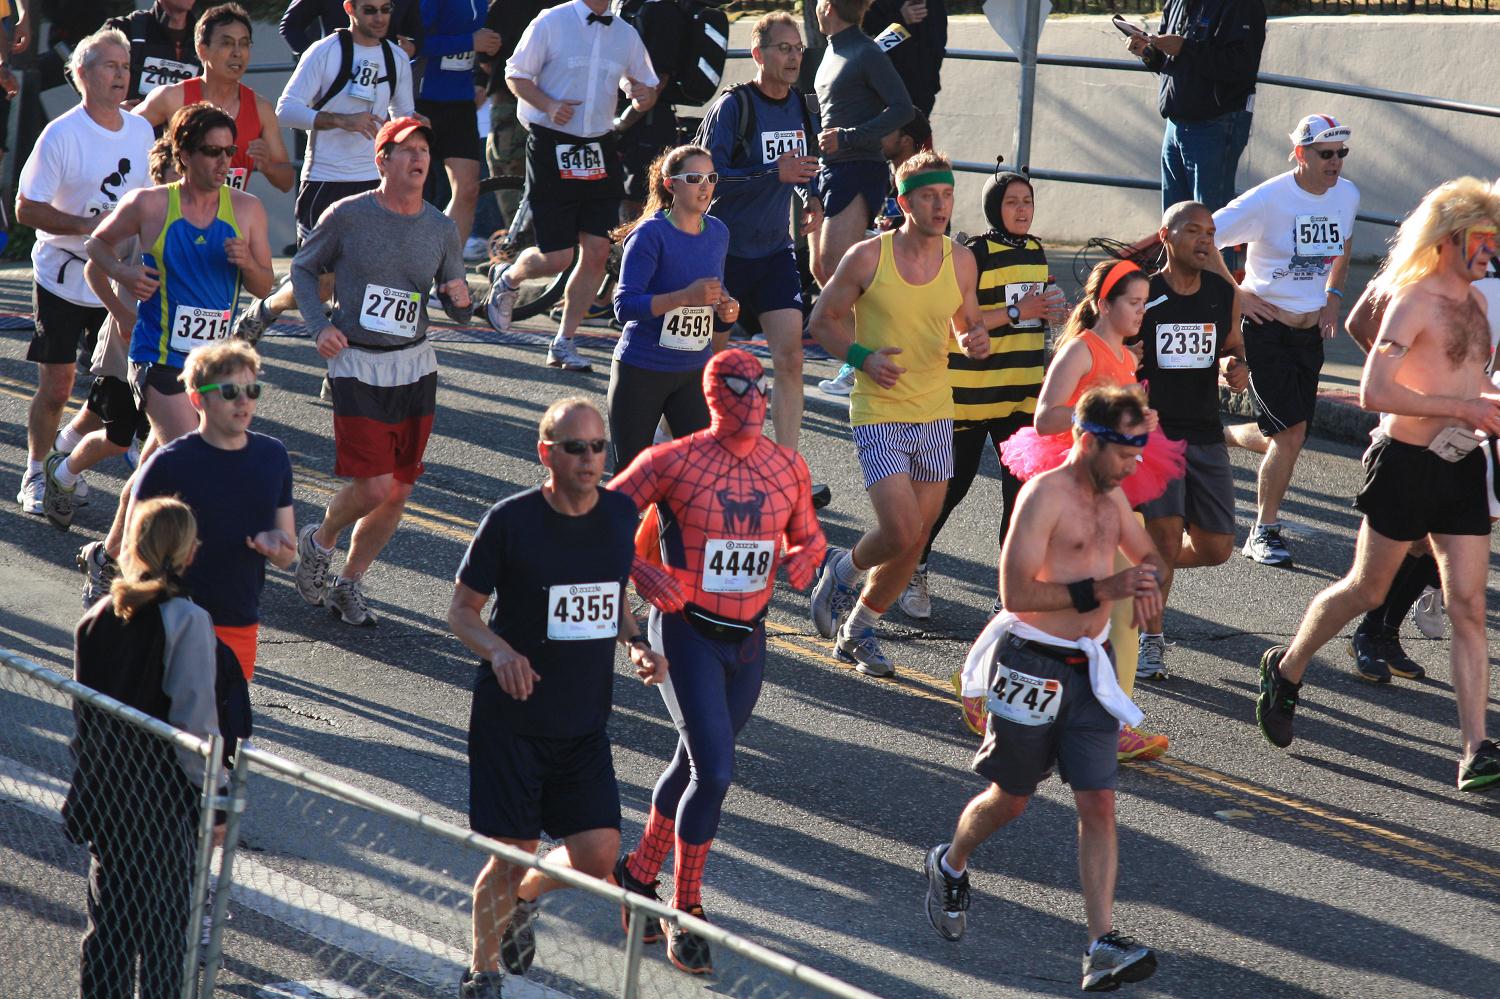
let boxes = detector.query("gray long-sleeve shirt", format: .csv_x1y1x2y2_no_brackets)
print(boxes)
813,25,914,163
291,192,471,349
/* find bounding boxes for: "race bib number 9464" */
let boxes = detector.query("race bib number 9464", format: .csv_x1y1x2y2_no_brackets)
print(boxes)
1154,322,1216,369
702,539,775,593
556,142,606,181
987,665,1062,726
168,306,232,355
547,582,620,640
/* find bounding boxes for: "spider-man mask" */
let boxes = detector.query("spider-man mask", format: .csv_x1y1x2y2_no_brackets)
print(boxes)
704,348,768,446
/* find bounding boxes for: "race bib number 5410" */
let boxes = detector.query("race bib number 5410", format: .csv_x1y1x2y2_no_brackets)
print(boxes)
547,582,620,640
987,665,1062,726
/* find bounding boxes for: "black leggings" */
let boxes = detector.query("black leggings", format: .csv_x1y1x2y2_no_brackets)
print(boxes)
1358,552,1441,637
607,359,711,474
922,414,1029,566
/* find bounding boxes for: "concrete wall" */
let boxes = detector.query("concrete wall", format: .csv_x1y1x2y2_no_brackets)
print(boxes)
725,14,1500,256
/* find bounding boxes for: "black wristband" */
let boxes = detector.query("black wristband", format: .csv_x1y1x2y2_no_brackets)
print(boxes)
1067,578,1100,613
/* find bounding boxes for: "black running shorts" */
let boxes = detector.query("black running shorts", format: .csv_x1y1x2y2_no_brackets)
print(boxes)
1243,318,1324,437
29,283,107,365
1354,434,1490,541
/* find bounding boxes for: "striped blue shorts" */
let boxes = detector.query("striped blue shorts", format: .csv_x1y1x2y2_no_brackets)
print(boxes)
852,419,954,488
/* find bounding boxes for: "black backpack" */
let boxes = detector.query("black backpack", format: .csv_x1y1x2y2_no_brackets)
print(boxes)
700,82,819,167
624,0,730,108
313,28,402,111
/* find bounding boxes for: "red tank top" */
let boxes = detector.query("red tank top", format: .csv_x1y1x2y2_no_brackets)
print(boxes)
1064,330,1139,407
182,78,262,189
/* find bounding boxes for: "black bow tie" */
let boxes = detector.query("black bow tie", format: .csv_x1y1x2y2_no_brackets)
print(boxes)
587,11,613,25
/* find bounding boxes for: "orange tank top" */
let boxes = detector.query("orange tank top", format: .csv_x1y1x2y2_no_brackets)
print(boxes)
1064,330,1139,407
183,78,262,190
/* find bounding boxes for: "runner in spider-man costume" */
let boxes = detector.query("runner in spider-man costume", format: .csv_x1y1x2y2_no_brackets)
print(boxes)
606,348,825,975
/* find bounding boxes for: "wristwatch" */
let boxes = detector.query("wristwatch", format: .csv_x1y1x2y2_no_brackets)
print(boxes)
1006,303,1022,324
626,636,650,653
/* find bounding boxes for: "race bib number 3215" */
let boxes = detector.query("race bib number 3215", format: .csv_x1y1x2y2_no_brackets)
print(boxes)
168,305,231,355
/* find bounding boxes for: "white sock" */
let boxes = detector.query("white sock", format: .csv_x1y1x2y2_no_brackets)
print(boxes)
831,549,863,588
54,460,80,488
309,530,332,554
939,850,965,880
27,459,42,475
841,598,881,639
54,426,83,452
1087,936,1106,956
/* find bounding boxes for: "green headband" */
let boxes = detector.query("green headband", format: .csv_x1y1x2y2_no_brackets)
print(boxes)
896,169,955,195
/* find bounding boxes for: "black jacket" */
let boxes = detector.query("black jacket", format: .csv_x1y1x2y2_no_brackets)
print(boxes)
103,2,202,103
279,0,424,58
1143,0,1265,122
861,0,947,117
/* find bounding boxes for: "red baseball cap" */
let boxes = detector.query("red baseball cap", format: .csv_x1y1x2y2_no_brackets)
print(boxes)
374,116,432,161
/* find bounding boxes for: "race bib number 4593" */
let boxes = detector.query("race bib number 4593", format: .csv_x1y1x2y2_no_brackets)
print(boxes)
659,305,714,352
702,539,775,593
547,581,620,641
1154,322,1216,369
360,284,421,337
987,665,1062,726
168,306,231,355
556,142,606,181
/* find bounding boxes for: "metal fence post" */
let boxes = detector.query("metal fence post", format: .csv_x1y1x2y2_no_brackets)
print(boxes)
181,734,224,999
620,902,648,999
197,750,252,999
1012,0,1042,169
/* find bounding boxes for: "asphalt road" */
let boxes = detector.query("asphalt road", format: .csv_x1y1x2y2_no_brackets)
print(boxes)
2,261,1499,999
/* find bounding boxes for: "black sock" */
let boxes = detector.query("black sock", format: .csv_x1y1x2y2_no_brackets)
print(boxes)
1360,554,1438,637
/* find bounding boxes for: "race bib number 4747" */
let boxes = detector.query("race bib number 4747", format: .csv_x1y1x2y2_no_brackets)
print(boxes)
546,582,620,641
987,665,1062,726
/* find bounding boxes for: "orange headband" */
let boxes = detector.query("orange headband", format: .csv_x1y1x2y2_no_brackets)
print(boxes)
1098,259,1142,302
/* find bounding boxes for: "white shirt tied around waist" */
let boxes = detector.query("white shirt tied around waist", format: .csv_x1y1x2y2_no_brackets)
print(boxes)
960,612,1144,729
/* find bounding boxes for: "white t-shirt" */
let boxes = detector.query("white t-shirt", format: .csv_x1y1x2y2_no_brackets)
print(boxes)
1214,171,1361,315
18,106,155,307
505,0,658,140
276,32,414,183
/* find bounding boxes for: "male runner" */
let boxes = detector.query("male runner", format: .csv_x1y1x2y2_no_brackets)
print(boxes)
15,28,154,515
1256,178,1500,792
134,3,296,194
700,11,822,452
129,340,296,681
448,397,667,998
609,349,825,976
235,0,415,342
291,117,472,626
807,150,987,675
1212,113,1359,567
927,385,1163,993
488,0,657,372
104,0,201,107
1135,201,1247,680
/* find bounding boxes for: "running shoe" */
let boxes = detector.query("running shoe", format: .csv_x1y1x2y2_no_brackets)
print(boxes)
485,263,518,332
41,450,76,531
809,548,856,639
1346,631,1392,684
817,363,856,397
327,576,378,627
835,626,894,677
549,300,614,327
1458,740,1500,793
232,297,271,346
1242,523,1293,567
1256,645,1300,749
1081,930,1157,992
77,541,118,609
990,595,1004,618
1381,636,1426,681
72,475,90,506
546,337,593,372
613,855,664,944
923,844,969,942
1136,633,1169,681
1117,725,1169,762
458,969,504,999
463,235,490,262
949,670,986,737
294,524,334,606
662,905,713,975
810,483,832,510
16,469,43,514
899,567,932,620
499,897,538,975
1412,586,1446,640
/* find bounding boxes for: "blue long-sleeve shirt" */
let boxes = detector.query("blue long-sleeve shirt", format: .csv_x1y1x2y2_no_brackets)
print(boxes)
702,83,819,260
419,0,487,102
613,213,731,373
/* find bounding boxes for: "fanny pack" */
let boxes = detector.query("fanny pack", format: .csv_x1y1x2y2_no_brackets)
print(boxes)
682,603,763,643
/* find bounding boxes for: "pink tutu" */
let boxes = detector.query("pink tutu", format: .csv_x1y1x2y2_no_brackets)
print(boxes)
1000,427,1186,507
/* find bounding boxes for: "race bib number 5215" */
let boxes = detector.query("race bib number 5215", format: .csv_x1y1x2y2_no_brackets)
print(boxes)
547,582,620,640
987,665,1062,726
1294,214,1343,257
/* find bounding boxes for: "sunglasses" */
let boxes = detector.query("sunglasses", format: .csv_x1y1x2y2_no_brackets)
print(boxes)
722,374,769,397
196,381,263,400
1312,148,1350,161
359,5,395,14
197,144,238,160
669,172,719,186
544,438,607,455
761,42,807,56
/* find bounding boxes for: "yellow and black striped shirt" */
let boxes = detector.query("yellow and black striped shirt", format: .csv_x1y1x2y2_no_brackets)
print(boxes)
948,235,1049,427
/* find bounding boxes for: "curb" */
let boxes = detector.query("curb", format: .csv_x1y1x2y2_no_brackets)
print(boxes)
1220,385,1377,446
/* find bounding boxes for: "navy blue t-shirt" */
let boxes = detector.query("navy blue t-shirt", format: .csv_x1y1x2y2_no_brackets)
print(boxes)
133,431,295,627
456,487,638,738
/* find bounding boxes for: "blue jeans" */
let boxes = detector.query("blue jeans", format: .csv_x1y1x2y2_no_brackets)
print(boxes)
1160,109,1254,214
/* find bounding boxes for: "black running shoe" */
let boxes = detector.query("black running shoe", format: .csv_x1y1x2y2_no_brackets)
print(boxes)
1458,740,1500,793
1256,646,1301,749
1346,631,1392,684
811,483,832,509
499,898,537,975
612,855,663,944
662,905,713,975
1381,635,1426,680
1082,930,1158,991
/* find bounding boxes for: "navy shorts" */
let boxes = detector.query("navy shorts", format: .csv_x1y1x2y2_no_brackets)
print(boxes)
817,159,888,227
468,697,621,841
723,248,804,318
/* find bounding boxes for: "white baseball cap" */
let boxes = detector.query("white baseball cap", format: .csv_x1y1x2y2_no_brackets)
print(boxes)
1290,114,1352,146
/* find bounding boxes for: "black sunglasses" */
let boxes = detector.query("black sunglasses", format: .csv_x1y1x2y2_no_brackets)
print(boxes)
544,438,607,455
196,381,263,400
197,144,238,160
1313,148,1350,161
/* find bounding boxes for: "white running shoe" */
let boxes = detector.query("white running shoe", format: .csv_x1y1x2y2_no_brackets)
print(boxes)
899,567,931,620
1411,586,1446,640
547,337,593,372
486,264,518,332
16,469,43,514
817,364,856,397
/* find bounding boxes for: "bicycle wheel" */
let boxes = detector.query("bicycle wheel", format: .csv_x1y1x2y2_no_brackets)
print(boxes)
475,174,575,323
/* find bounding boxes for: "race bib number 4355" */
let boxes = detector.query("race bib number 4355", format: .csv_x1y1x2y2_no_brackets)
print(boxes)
987,665,1062,726
169,306,231,355
702,539,775,593
547,582,620,641
556,142,606,181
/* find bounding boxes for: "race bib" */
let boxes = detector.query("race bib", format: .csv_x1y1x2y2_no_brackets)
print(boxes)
226,167,249,191
360,283,422,337
441,51,475,72
873,22,911,52
1005,281,1045,330
348,58,383,104
1427,425,1484,463
659,305,714,352
556,142,606,181
168,305,232,355
1294,214,1344,257
1154,322,1217,369
760,129,806,163
82,199,115,220
139,56,197,95
546,581,620,641
702,539,775,593
987,665,1062,727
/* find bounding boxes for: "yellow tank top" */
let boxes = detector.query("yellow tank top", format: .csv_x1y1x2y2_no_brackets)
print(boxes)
850,232,962,427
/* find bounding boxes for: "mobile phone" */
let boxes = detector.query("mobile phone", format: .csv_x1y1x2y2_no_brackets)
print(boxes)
1111,14,1148,40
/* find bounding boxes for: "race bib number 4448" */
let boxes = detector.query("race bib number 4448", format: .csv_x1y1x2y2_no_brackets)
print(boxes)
702,539,775,593
987,665,1062,726
547,582,620,641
